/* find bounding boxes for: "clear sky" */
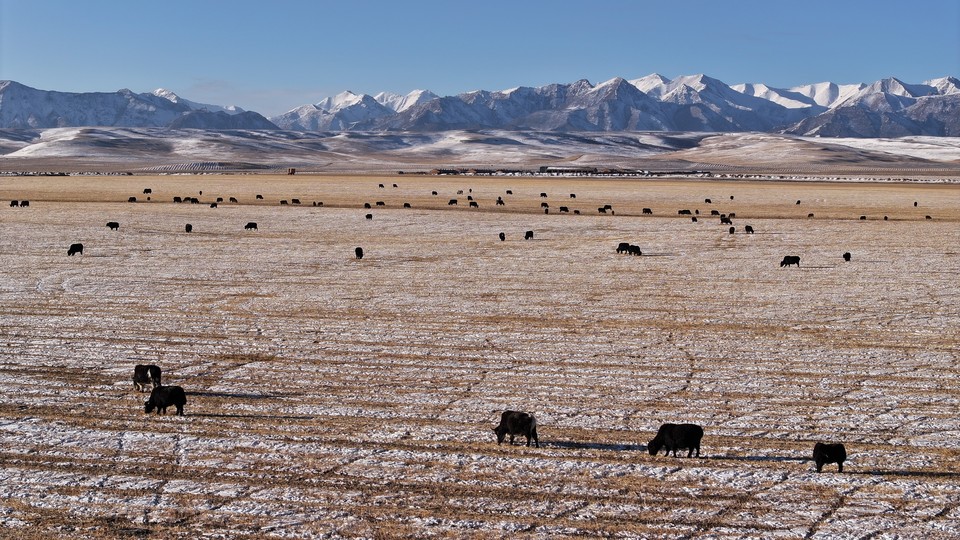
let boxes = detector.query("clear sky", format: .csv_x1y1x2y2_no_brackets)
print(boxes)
1,0,958,117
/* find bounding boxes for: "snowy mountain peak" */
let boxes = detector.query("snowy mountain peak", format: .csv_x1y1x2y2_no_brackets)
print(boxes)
924,76,960,95
316,90,364,112
374,89,438,112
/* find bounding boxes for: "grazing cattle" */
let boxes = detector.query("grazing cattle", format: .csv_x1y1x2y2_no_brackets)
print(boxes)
216,197,224,203
470,201,479,208
315,201,323,206
365,214,373,220
524,230,534,240
185,224,193,233
9,200,17,207
287,168,296,175
210,203,217,208
780,255,801,267
544,208,549,214
106,222,120,231
695,209,699,215
173,196,182,203
574,210,580,215
291,199,301,205
431,191,438,196
705,198,712,203
355,247,364,259
493,410,539,448
67,243,83,256
808,213,815,218
691,217,698,222
403,202,411,208
132,364,162,392
467,195,473,201
496,197,504,206
617,242,631,254
884,216,888,221
364,202,372,209
457,190,463,195
813,442,846,473
720,216,732,225
796,200,801,205
280,200,289,205
843,252,851,262
642,208,653,215
859,215,866,220
256,194,264,200
143,188,152,194
19,200,29,207
914,201,918,207
598,207,607,214
376,201,385,206
628,245,642,256
730,195,734,200
541,202,549,208
244,222,258,230
678,209,692,215
729,226,735,234
926,215,933,220
191,198,200,204
559,206,569,213
144,385,187,416
506,190,513,195
229,197,238,203
128,197,137,203
728,213,736,218
540,192,548,198
570,193,576,198
393,184,398,188
648,423,703,457
603,204,612,211
744,225,754,234
448,199,458,205
378,183,385,188
710,210,720,216
499,232,506,241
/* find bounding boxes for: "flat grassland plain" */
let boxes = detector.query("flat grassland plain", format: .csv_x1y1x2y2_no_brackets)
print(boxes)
1,173,960,539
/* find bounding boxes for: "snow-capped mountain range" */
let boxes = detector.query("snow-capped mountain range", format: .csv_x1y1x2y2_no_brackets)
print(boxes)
1,75,958,137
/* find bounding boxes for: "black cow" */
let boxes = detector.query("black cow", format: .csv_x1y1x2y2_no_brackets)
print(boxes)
173,196,183,203
617,242,631,254
365,214,373,220
570,193,576,198
574,210,580,215
378,183,385,188
185,224,193,233
728,226,735,234
144,385,187,416
540,192,548,198
493,410,539,447
728,212,736,218
720,216,732,225
780,255,800,267
467,196,473,201
559,206,569,213
448,199,458,205
506,190,513,195
603,204,612,211
813,442,846,473
496,197,505,206
457,190,463,195
808,213,815,218
128,197,137,203
499,232,506,241
9,200,17,207
229,197,238,203
210,203,218,208
280,200,289,205
705,198,712,203
355,247,364,259
628,245,642,256
470,201,479,208
843,252,851,262
711,210,721,216
859,215,866,220
132,364,162,392
403,202,411,208
106,222,120,231
143,188,152,194
190,198,199,204
691,217,698,222
393,184,398,188
598,207,607,214
678,209,692,215
524,230,534,240
642,208,653,215
648,423,703,457
245,222,258,230
216,197,224,203
256,194,264,200
67,243,83,256
20,200,29,207
375,201,385,206
364,202,372,209
541,202,549,208
432,191,438,195
744,225,754,234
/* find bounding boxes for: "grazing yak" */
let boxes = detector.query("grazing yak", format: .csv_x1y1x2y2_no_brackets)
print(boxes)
470,201,479,208
617,242,631,254
210,203,217,208
256,194,264,200
355,247,364,259
642,208,653,215
106,222,120,231
229,197,238,203
365,214,373,220
559,206,569,213
281,200,289,205
496,197,505,206
843,252,851,262
144,385,187,416
499,232,506,241
128,197,137,203
720,216,732,225
780,255,801,267
570,193,576,198
375,201,385,206
524,230,534,240
448,199,458,206
540,192,548,198
9,200,18,207
541,202,549,209
648,423,703,457
729,226,735,234
19,200,29,207
678,209,692,215
185,224,193,233
493,410,539,447
598,207,607,214
132,364,162,392
143,188,152,194
711,210,721,216
67,243,84,256
705,198,712,203
813,442,846,473
506,190,513,195
216,197,224,203
364,202,371,209
403,202,411,208
744,225,754,234
628,245,642,256
173,196,183,203
245,222,258,231
431,191,438,195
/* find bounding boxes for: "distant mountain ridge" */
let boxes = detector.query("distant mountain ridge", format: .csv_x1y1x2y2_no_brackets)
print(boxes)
1,75,958,137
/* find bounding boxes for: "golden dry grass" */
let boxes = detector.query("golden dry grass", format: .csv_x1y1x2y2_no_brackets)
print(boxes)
0,173,959,538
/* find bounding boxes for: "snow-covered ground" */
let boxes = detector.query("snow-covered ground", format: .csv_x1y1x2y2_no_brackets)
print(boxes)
1,175,959,538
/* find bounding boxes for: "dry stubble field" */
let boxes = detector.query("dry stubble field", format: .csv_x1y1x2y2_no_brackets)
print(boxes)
1,174,960,539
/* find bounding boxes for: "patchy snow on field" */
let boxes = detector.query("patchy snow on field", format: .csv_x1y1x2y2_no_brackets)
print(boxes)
0,175,959,538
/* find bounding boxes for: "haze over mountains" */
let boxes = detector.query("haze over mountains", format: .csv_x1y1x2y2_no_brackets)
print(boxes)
1,74,958,137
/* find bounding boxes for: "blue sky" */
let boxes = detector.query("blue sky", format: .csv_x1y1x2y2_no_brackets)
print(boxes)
1,0,958,117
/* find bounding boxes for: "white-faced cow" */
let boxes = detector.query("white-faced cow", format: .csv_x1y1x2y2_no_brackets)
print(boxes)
493,410,539,447
132,364,162,392
780,255,800,267
648,423,703,457
813,442,846,473
144,385,187,416
67,243,84,256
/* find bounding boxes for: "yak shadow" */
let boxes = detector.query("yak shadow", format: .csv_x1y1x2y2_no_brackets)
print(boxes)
706,454,807,463
848,469,960,479
187,391,294,400
548,441,645,452
189,412,316,421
